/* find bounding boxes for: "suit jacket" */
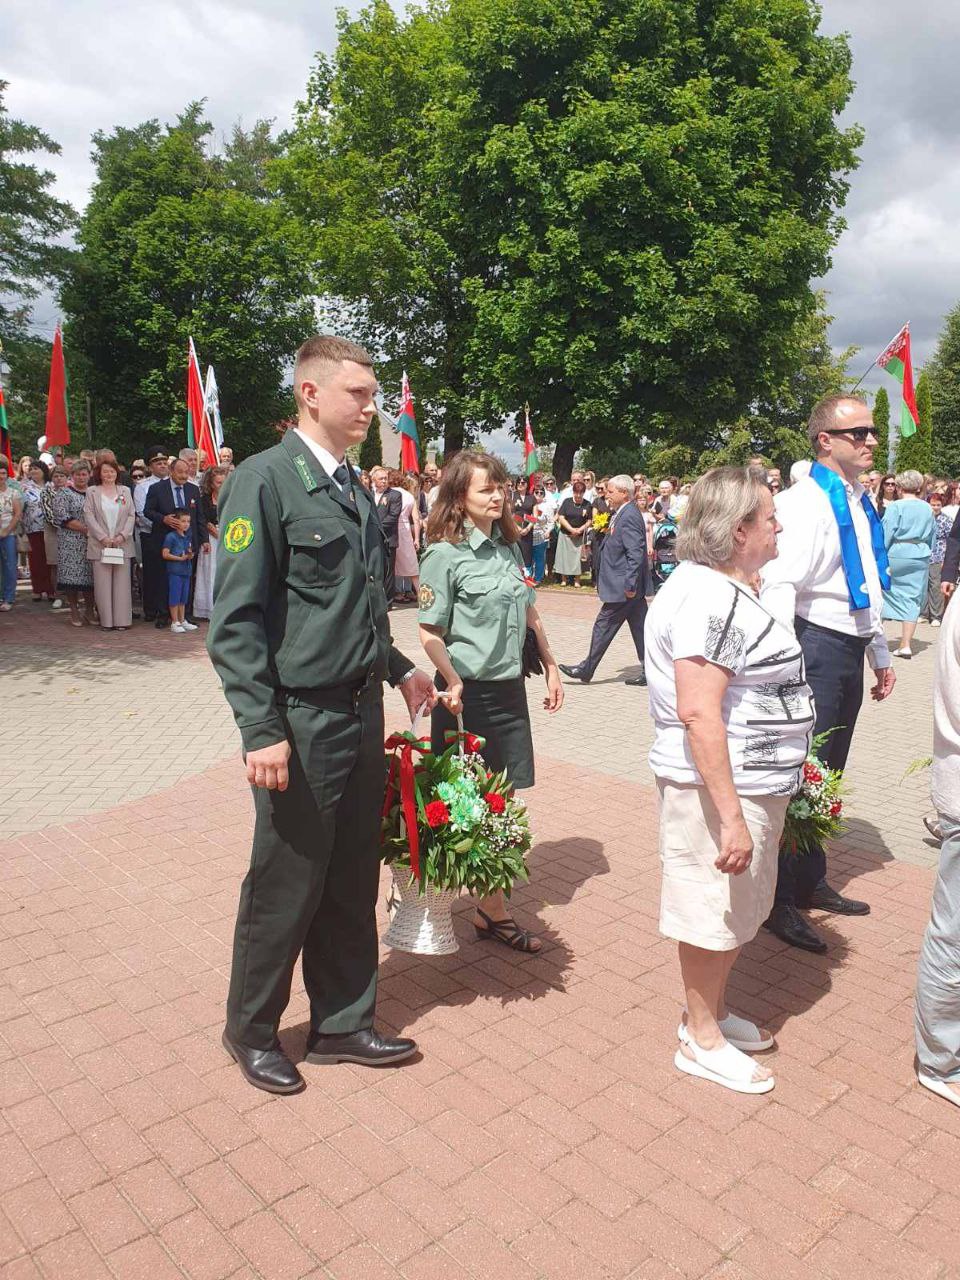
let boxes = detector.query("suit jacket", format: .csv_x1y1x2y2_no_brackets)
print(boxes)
83,485,136,561
943,508,960,588
375,488,403,547
143,477,208,552
596,501,648,604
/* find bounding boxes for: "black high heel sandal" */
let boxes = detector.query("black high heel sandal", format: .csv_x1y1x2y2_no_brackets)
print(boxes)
474,907,541,953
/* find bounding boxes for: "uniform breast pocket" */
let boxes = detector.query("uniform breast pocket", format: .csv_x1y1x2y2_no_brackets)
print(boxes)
286,517,347,588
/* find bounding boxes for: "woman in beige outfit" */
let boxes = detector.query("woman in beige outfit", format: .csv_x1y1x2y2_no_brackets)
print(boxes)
84,461,136,629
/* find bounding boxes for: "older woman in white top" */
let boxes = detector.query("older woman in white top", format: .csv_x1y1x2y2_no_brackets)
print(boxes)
645,467,814,1095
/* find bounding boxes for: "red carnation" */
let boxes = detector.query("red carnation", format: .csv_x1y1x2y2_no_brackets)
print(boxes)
803,763,823,784
424,801,450,828
484,792,506,814
829,801,842,818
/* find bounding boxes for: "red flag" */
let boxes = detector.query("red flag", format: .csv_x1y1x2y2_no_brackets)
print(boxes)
522,402,540,490
876,324,919,438
45,325,70,447
398,372,419,472
187,338,219,469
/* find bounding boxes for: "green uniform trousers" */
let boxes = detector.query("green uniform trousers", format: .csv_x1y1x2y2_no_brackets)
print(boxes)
226,684,387,1050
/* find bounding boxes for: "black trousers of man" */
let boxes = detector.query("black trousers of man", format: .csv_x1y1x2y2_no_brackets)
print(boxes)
774,617,870,906
226,684,386,1049
581,595,647,678
141,534,167,620
383,545,397,604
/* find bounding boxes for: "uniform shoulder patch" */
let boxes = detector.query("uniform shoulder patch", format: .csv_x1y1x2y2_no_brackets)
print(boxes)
223,516,255,554
418,584,436,609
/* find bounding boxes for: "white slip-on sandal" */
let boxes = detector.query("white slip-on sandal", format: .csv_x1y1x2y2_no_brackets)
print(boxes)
675,1035,775,1094
918,1072,960,1109
678,1013,774,1053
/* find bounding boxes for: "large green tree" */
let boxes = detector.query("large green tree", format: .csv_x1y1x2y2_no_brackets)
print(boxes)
435,0,862,476
0,81,74,346
927,303,960,476
872,385,890,474
61,105,313,459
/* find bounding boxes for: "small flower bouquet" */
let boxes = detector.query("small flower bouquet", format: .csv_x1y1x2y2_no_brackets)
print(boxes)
592,511,610,534
781,734,846,856
380,727,532,953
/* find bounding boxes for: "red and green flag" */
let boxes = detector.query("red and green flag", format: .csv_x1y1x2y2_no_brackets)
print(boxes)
876,323,918,439
187,337,219,469
523,402,540,486
0,372,12,474
45,324,70,447
398,371,419,472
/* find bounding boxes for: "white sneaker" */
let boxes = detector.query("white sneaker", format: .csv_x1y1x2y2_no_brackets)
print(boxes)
180,620,198,631
50,598,63,610
170,622,186,634
0,603,11,612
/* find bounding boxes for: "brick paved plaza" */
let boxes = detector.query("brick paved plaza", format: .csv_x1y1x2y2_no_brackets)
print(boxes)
0,591,955,1280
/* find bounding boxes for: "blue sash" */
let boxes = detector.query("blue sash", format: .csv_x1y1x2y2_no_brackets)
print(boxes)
809,462,891,611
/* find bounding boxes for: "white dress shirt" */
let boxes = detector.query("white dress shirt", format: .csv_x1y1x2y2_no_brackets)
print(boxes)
761,474,890,670
134,475,160,533
292,428,345,480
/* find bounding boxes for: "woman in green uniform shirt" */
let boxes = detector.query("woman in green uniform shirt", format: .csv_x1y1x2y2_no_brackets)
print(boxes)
418,452,564,952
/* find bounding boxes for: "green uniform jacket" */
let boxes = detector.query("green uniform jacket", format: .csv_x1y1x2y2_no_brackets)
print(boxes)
207,429,414,752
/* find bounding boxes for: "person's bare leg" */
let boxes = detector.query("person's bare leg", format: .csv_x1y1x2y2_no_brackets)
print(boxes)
678,942,771,1082
900,620,917,652
475,890,542,952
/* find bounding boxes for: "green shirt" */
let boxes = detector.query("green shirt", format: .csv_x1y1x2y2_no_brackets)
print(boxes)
418,525,536,681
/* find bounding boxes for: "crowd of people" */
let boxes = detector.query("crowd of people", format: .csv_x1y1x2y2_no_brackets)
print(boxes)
3,339,959,1113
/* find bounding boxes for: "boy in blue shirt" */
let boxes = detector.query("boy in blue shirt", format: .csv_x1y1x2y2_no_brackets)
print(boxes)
162,510,195,633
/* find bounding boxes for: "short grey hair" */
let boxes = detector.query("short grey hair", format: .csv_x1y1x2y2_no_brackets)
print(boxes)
178,447,197,461
895,469,924,494
70,460,91,475
676,466,769,569
607,474,633,497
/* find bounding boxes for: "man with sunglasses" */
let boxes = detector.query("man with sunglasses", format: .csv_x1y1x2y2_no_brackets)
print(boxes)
761,395,896,953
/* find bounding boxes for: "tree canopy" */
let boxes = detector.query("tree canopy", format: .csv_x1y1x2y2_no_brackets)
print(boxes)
927,302,960,476
61,105,313,459
896,369,932,474
283,0,861,472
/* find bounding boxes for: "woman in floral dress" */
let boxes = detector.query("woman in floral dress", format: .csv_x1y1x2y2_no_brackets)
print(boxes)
53,462,95,626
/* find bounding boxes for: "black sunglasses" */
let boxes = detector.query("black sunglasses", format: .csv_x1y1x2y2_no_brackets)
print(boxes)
822,428,877,444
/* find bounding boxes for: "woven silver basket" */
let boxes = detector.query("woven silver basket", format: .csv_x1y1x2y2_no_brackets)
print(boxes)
383,867,460,955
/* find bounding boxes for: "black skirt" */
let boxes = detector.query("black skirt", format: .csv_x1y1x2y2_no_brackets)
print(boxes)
431,674,535,790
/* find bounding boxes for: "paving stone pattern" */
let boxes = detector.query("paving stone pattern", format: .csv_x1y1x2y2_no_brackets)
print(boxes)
0,589,954,1279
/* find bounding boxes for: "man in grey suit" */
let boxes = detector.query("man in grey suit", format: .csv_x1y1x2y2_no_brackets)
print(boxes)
559,475,649,686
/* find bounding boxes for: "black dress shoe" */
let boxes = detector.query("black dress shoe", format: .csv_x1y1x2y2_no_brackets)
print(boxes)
304,1027,417,1067
763,904,828,953
801,883,870,916
154,617,168,629
558,663,591,683
625,670,647,686
222,1030,305,1094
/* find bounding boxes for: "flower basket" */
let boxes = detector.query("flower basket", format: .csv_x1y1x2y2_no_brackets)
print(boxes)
380,712,532,955
782,733,847,856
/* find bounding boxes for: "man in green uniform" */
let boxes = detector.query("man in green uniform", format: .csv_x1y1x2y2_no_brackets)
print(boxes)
208,335,435,1094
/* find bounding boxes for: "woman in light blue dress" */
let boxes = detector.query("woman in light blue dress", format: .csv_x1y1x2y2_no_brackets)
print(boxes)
882,469,936,658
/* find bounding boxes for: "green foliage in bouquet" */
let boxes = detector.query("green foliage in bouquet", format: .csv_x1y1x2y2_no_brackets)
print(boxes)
782,733,847,856
381,737,531,899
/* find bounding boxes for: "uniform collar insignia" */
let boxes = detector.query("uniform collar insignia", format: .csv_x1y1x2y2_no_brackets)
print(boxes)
293,453,317,492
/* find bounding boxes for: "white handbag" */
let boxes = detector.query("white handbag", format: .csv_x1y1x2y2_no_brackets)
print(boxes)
100,546,124,565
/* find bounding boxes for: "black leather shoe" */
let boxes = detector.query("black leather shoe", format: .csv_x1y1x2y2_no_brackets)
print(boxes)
304,1027,417,1067
763,904,828,953
801,883,870,916
222,1030,305,1094
558,663,591,683
154,617,168,629
625,669,647,687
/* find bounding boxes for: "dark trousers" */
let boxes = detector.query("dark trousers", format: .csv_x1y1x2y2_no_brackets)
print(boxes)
141,534,166,619
774,617,870,906
226,688,386,1049
582,595,647,678
383,544,397,603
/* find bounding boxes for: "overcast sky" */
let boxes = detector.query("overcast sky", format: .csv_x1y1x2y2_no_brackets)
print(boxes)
3,0,957,453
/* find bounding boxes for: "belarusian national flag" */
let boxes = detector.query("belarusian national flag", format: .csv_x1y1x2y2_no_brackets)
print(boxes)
45,324,70,447
523,403,540,483
398,371,419,472
186,338,219,469
876,323,919,439
0,375,12,473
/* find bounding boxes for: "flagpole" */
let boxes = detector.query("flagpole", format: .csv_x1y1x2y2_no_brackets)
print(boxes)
850,322,910,393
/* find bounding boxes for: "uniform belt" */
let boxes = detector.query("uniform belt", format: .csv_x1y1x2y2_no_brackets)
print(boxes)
277,674,380,714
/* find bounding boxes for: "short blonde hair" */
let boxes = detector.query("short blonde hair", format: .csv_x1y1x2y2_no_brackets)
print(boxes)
293,335,374,408
676,466,769,569
895,469,924,495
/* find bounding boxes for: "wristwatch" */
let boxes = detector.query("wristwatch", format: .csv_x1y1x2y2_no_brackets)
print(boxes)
396,668,417,688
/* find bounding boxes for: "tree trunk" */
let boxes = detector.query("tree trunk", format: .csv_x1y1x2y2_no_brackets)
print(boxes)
443,419,465,461
552,441,577,485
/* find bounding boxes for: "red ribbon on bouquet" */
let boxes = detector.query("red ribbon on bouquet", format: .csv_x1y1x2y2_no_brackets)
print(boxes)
441,728,486,755
382,731,430,880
